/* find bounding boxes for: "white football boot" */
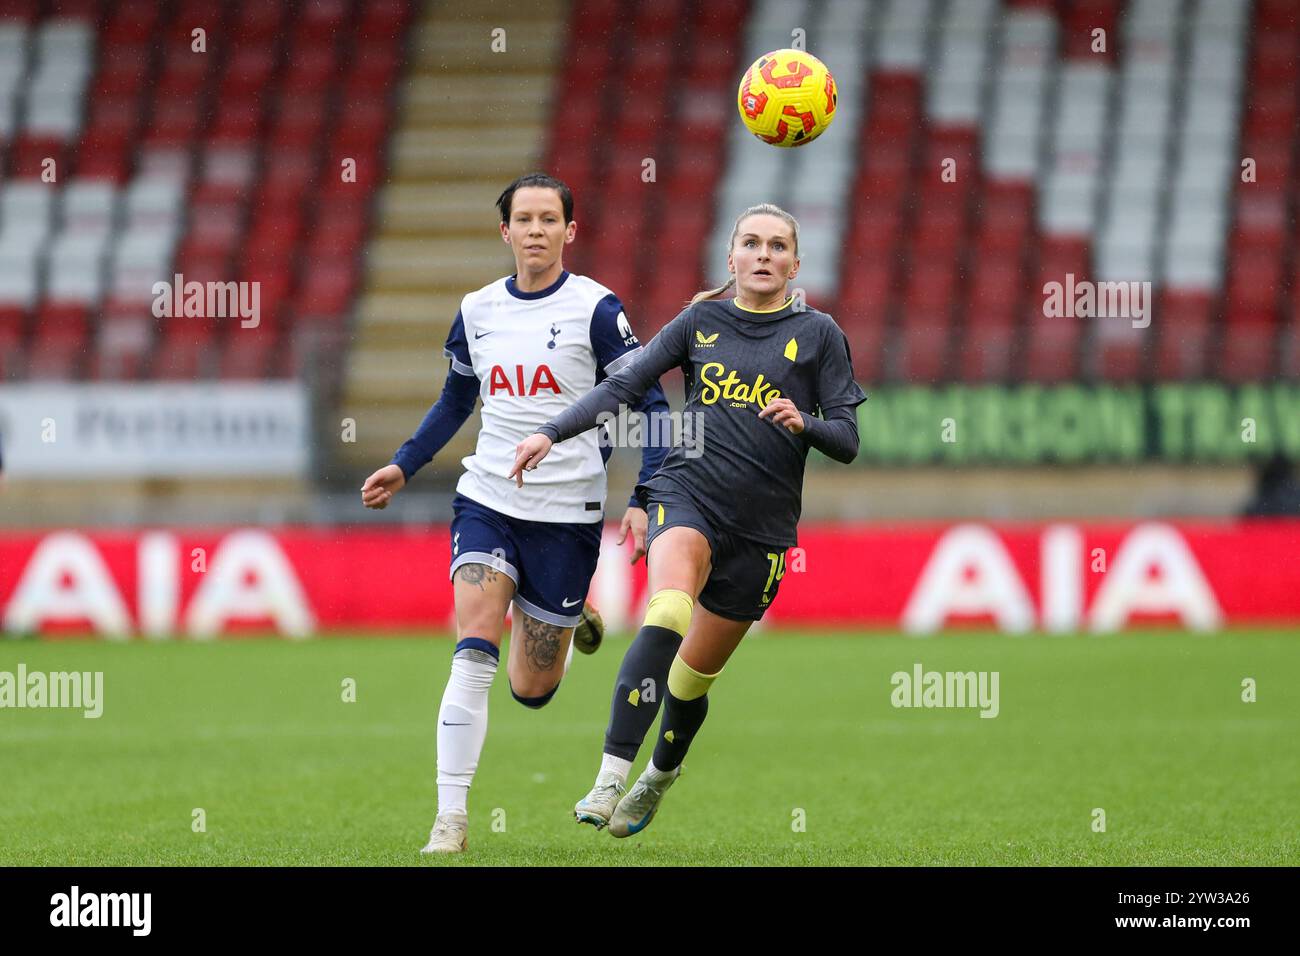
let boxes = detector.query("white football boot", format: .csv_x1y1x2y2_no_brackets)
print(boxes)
420,812,468,854
608,764,682,838
573,771,625,829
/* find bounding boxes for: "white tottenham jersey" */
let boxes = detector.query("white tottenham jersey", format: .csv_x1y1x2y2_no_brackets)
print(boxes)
444,270,646,523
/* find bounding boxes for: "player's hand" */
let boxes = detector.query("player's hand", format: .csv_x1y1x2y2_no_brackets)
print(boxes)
509,433,553,487
361,464,406,509
758,397,806,434
618,506,648,565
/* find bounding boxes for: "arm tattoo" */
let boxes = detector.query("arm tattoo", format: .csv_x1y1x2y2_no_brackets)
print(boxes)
522,615,564,672
454,563,499,590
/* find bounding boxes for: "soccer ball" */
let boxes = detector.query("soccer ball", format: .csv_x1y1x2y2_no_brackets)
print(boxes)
737,48,838,147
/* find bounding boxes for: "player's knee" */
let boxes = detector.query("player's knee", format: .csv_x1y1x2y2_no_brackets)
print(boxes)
644,588,694,637
509,679,559,709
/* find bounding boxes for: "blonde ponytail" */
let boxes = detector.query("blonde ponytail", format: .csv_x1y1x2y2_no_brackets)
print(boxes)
688,202,800,306
689,275,736,305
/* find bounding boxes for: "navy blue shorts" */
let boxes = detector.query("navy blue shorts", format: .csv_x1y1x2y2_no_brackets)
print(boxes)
448,493,603,628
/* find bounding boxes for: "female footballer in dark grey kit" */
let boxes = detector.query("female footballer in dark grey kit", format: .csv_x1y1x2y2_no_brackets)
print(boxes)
510,202,866,838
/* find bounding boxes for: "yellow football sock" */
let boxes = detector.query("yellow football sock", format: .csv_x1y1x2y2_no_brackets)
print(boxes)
667,653,722,701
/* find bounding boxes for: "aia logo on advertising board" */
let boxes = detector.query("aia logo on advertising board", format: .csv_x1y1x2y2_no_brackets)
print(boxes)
2,530,315,639
899,523,1224,633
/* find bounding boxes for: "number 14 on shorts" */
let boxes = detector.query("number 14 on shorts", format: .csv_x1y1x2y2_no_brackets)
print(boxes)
761,551,786,604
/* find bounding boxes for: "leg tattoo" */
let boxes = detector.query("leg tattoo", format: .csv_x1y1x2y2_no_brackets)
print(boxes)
522,615,563,672
454,563,499,591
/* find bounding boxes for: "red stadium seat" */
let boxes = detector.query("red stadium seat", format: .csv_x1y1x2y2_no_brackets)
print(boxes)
344,42,401,95
219,330,276,380
1225,255,1283,313
27,308,90,380
1022,311,1082,383
0,319,26,379
283,46,339,92
958,320,1018,383
103,0,162,42
1062,0,1121,61
0,0,42,18
632,0,686,36
1095,328,1148,383
1155,322,1213,380
355,0,409,40
74,132,134,182
295,0,349,42
172,250,230,286
912,197,968,253
209,98,266,144
220,48,277,98
96,45,150,96
0,306,26,365
840,260,895,315
296,258,356,317
10,138,66,178
1219,319,1277,382
232,1,286,43
594,262,636,303
967,260,1023,312
90,313,153,380
146,97,206,146
152,333,212,381
904,262,959,313
571,0,622,38
841,317,885,385
271,93,330,149
898,317,951,382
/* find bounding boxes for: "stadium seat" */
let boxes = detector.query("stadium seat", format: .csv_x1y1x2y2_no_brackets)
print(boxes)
0,305,26,378
958,319,1018,383
1153,292,1214,380
91,313,153,380
1219,319,1277,383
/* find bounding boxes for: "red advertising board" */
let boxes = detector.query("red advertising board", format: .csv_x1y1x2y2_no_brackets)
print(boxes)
1,521,1297,637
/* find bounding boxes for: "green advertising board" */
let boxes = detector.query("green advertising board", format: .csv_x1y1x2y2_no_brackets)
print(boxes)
845,384,1300,465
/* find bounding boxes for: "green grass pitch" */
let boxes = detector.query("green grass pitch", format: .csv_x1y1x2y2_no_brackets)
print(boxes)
1,631,1297,866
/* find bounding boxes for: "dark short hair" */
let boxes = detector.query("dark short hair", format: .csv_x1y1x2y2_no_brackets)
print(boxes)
496,173,574,224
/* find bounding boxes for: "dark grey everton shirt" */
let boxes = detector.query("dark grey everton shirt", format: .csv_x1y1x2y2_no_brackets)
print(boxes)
536,296,867,548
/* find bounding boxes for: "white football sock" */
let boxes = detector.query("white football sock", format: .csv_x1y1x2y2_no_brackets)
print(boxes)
645,760,675,782
599,752,632,785
563,634,575,675
436,642,498,816
438,784,468,816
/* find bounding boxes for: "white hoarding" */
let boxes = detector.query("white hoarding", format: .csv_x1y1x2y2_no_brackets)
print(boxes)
0,383,310,477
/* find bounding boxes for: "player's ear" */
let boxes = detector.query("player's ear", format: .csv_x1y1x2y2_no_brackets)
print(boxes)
565,220,577,243
500,221,510,244
787,256,800,280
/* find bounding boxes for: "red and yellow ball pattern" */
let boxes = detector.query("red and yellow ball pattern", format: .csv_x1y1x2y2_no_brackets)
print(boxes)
737,48,837,148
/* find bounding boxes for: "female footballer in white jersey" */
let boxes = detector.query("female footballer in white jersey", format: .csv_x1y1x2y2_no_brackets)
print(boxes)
361,174,670,854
